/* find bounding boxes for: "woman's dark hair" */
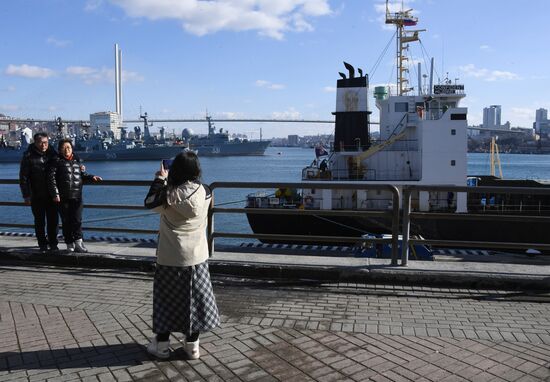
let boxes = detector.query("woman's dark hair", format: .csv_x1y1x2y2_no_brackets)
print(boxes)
57,138,73,152
167,151,202,188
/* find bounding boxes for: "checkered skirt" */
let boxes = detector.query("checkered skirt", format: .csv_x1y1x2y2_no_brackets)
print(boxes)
152,262,220,336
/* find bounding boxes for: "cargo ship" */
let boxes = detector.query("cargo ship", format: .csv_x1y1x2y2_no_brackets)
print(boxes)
245,1,550,247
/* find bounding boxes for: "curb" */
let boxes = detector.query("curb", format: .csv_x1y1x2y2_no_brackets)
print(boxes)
1,249,548,291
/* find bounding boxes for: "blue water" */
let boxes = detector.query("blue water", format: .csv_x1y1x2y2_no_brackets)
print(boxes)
0,147,312,243
2,148,550,243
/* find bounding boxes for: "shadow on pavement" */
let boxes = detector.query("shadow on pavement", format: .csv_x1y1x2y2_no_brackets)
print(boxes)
1,343,163,371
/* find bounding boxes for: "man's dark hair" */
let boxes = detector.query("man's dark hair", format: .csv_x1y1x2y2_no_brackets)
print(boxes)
33,132,48,141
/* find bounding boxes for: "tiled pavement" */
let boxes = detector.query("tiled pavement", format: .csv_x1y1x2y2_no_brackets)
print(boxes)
0,262,549,381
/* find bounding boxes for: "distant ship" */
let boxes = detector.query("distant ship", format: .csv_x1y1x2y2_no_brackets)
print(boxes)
0,113,270,162
182,115,271,156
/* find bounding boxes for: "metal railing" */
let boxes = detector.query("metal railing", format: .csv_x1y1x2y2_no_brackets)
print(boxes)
208,182,401,264
0,179,157,235
2,178,550,267
401,185,550,265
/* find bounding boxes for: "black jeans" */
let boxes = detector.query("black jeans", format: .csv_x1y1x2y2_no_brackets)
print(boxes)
58,198,83,244
30,197,59,248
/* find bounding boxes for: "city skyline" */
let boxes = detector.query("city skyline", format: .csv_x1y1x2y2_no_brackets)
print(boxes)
1,0,549,137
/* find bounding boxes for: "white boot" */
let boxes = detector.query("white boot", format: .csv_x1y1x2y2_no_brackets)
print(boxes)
66,243,75,252
184,339,200,360
147,337,170,359
74,239,88,253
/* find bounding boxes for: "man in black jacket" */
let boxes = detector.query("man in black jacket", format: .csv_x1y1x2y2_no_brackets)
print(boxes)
19,132,59,253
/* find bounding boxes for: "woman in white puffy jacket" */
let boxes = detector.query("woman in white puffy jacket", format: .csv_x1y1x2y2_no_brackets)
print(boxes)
144,151,219,360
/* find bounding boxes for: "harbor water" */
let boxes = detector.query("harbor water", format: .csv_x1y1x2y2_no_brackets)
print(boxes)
2,147,550,245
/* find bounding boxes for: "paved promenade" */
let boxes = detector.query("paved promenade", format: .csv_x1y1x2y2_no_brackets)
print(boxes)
1,256,550,381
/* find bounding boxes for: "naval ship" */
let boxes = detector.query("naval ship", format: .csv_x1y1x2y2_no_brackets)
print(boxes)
0,112,270,162
182,115,270,156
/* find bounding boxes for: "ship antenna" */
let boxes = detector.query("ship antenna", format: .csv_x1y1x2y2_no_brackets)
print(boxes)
385,0,425,95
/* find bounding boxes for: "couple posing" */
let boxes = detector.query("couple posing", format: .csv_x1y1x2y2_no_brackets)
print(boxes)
19,133,101,253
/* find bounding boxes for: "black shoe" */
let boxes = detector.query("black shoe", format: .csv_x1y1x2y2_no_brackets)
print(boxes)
39,245,48,254
49,245,59,253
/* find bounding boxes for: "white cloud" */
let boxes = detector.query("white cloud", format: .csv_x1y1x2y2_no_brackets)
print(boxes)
109,0,331,40
1,86,16,92
272,107,301,119
510,107,535,123
217,111,246,119
255,79,285,90
5,64,55,79
0,104,19,112
66,66,144,84
47,36,71,47
323,86,336,93
85,0,103,11
479,44,493,52
459,64,519,82
48,106,58,112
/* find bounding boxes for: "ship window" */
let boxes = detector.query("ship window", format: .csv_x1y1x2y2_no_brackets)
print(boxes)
311,189,316,194
451,129,456,135
451,160,456,166
451,113,466,120
395,102,408,112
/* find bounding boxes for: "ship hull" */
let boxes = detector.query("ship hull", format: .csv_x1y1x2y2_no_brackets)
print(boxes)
246,210,550,247
0,140,270,163
193,140,271,156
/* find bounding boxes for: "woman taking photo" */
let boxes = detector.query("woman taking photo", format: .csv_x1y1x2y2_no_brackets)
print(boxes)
48,138,101,253
144,151,219,360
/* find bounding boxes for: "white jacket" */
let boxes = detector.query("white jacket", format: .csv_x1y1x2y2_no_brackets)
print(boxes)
147,178,211,267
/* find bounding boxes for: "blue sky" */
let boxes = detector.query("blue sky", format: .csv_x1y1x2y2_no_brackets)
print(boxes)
1,0,548,138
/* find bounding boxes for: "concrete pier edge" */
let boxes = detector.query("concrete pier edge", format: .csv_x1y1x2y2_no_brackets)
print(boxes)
1,245,549,291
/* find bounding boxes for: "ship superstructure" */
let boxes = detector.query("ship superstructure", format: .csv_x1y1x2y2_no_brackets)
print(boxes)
298,1,468,215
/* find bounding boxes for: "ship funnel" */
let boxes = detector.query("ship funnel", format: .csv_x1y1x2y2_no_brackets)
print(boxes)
338,72,346,79
358,68,363,77
333,63,370,152
343,62,355,79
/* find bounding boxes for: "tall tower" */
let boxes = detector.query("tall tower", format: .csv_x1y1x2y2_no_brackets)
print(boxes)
114,44,122,125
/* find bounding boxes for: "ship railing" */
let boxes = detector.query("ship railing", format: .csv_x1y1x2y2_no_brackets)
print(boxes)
401,185,550,266
328,168,421,181
209,181,402,265
335,140,419,152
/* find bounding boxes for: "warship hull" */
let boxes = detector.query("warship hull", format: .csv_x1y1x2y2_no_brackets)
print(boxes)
193,140,271,156
0,140,270,163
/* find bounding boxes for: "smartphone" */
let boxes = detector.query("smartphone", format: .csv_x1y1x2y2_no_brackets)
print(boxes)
162,159,173,170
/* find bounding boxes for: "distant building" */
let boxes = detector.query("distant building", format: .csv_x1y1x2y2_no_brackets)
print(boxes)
534,108,550,138
482,105,502,129
287,134,299,146
90,112,121,139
